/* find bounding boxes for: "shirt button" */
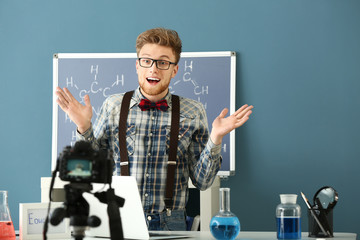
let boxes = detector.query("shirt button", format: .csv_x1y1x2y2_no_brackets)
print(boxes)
147,216,152,221
149,132,153,136
148,153,151,156
146,173,149,177
152,117,155,120
145,193,148,197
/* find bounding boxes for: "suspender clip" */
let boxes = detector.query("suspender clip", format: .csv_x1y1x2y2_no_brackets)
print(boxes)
166,208,172,217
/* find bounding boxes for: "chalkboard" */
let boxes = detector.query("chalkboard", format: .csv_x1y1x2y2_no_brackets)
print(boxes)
52,52,236,176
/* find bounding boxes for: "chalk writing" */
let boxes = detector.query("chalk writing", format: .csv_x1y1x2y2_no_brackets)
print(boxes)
222,144,227,153
63,65,125,123
65,65,125,105
170,60,208,109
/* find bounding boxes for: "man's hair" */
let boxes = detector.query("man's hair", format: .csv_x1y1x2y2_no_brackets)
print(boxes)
136,28,182,64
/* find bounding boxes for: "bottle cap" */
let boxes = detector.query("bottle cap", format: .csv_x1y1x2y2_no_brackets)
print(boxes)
280,194,297,204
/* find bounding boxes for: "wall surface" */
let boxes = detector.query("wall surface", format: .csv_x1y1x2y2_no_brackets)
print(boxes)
0,0,359,236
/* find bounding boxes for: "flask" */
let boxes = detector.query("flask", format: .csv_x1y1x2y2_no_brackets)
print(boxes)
276,194,301,239
210,188,240,240
0,190,16,240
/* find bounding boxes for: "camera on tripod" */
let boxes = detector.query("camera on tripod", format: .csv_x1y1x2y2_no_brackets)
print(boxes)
44,141,125,240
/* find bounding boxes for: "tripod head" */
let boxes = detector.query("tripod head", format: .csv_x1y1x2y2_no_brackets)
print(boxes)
50,183,101,240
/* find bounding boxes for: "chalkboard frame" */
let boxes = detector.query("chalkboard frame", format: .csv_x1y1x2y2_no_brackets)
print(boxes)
52,51,236,176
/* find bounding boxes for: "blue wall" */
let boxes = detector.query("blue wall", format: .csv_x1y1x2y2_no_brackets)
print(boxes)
1,0,359,236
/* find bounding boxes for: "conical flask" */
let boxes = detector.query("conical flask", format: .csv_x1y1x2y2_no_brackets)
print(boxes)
0,191,16,240
210,188,240,240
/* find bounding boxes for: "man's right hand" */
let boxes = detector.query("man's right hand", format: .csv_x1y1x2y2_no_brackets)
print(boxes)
55,87,93,134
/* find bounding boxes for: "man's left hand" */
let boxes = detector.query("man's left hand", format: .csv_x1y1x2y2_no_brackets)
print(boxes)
210,104,254,145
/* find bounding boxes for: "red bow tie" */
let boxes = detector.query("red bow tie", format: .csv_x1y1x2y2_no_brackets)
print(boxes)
138,99,169,111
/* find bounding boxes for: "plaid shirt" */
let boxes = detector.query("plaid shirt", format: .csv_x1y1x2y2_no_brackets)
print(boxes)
78,87,222,213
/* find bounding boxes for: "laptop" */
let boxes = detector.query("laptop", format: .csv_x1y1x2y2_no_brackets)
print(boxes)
83,176,188,239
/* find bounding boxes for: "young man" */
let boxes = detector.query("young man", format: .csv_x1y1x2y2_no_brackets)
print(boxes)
56,28,253,231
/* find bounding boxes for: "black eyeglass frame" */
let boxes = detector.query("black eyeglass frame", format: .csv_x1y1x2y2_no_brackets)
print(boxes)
138,58,176,70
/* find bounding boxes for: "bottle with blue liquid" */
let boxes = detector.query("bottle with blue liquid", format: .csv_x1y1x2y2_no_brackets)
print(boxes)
276,194,301,239
210,188,240,240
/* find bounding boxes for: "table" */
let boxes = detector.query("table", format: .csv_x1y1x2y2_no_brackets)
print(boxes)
157,231,357,239
23,231,356,240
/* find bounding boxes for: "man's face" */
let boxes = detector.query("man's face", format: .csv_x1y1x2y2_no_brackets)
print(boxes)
136,43,179,100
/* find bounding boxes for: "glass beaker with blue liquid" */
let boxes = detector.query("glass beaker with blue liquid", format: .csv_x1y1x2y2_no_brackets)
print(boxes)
210,188,240,240
276,194,301,239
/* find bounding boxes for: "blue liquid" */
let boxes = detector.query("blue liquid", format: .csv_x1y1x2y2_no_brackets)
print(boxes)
276,217,301,239
210,216,240,240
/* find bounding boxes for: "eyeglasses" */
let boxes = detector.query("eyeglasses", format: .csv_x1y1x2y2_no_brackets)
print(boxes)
138,58,176,70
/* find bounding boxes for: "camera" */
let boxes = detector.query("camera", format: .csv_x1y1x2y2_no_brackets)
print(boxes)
44,141,124,240
58,141,114,184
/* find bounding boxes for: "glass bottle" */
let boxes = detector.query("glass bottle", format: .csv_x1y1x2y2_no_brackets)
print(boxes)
0,190,16,240
276,194,301,239
210,188,240,240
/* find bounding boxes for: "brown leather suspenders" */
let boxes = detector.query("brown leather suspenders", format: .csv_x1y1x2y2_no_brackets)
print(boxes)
118,91,180,210
165,93,180,209
118,91,133,176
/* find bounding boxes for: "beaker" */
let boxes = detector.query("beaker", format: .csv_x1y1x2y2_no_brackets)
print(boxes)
0,190,16,240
